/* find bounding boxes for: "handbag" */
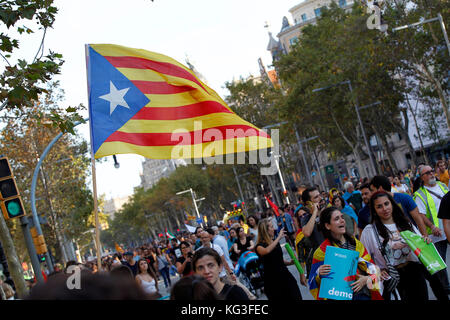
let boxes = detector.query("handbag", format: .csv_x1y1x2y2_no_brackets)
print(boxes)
371,225,400,294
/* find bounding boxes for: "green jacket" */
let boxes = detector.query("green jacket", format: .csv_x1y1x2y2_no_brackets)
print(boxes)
413,182,449,234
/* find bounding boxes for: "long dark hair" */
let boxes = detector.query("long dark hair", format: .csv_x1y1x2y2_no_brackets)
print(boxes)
137,258,158,286
369,191,413,248
319,206,356,247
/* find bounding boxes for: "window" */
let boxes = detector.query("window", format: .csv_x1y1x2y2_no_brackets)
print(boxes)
314,8,321,17
339,0,346,7
289,37,298,46
301,13,307,22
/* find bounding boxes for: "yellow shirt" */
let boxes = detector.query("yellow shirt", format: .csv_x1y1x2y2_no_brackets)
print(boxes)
439,170,449,186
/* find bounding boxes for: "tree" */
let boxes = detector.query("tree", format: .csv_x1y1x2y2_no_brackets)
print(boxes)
0,87,93,263
0,0,83,133
274,3,412,176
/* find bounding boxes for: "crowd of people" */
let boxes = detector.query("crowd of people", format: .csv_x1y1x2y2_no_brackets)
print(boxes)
2,160,449,301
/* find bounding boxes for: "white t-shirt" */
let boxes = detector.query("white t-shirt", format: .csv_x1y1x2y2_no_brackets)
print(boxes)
212,235,234,270
415,184,447,243
360,224,420,269
197,243,226,277
394,184,409,194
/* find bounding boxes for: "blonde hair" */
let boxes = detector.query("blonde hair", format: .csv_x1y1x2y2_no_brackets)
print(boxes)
2,282,14,299
256,218,273,246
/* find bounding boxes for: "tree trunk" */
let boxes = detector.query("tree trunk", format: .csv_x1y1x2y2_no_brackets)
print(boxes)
0,216,28,299
398,108,418,166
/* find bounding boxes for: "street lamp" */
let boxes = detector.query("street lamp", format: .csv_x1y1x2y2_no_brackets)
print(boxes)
312,80,378,177
270,152,290,204
392,13,450,56
176,188,204,227
113,155,120,169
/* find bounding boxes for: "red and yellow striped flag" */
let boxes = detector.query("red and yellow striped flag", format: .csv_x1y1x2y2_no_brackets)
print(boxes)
86,44,273,159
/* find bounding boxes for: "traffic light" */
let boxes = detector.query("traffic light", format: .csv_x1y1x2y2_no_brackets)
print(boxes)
0,157,26,220
30,227,47,255
37,254,46,263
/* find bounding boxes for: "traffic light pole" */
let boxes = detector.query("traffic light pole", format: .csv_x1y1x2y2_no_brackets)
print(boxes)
19,216,44,284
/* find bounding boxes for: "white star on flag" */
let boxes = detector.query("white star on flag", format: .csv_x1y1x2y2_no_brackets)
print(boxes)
99,81,131,115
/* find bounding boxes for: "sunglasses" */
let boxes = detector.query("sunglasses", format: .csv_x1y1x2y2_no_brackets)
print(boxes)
421,170,434,176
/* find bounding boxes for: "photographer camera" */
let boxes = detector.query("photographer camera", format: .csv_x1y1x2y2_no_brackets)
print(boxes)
175,241,195,277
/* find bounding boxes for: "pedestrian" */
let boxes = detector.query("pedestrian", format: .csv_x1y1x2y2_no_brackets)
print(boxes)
343,181,364,213
192,248,249,300
294,207,312,286
232,227,255,258
1,282,15,300
155,247,172,289
255,219,302,300
435,160,449,186
300,187,325,277
170,274,219,300
194,227,204,250
122,252,138,277
413,165,450,297
393,175,410,194
370,175,427,236
135,258,160,297
209,227,234,276
357,183,372,237
175,241,195,277
331,195,358,238
228,228,239,263
277,204,296,247
360,191,442,300
438,191,450,241
247,215,259,241
309,206,382,300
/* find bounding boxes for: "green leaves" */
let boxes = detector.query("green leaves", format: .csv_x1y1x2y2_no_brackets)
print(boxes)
0,1,78,134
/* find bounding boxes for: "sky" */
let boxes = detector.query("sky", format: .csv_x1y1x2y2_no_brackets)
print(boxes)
12,0,302,199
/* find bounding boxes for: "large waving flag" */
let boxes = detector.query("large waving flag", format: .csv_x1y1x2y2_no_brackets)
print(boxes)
85,44,273,159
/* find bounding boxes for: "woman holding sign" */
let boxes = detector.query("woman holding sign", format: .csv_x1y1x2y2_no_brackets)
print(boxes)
309,207,382,300
360,191,444,300
255,219,302,300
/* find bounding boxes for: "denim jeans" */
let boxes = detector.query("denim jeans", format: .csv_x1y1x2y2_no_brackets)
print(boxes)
159,266,171,288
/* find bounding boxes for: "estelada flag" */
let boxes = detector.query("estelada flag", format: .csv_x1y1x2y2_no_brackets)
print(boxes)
264,195,279,217
85,44,273,159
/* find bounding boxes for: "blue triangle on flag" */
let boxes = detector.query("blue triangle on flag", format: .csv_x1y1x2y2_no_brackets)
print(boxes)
87,46,150,154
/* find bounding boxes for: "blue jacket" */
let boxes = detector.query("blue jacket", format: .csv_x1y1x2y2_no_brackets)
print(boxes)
277,212,295,233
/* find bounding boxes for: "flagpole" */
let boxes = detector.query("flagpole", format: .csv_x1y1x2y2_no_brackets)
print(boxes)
85,44,103,270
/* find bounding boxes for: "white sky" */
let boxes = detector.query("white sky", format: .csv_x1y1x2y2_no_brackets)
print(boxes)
12,0,302,199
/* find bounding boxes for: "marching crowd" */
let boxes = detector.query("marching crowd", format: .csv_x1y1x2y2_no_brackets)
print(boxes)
2,160,449,301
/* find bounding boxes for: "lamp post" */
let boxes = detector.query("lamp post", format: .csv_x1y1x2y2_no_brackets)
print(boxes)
393,13,450,56
393,13,450,130
312,80,378,177
271,152,290,204
232,166,248,215
176,188,204,228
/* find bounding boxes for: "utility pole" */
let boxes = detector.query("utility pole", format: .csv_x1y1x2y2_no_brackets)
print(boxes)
294,124,313,186
232,166,248,215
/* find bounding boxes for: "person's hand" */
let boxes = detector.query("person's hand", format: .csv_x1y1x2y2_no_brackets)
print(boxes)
277,228,286,241
300,273,307,287
318,264,331,276
351,275,369,293
380,269,390,281
431,226,442,237
423,236,433,244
